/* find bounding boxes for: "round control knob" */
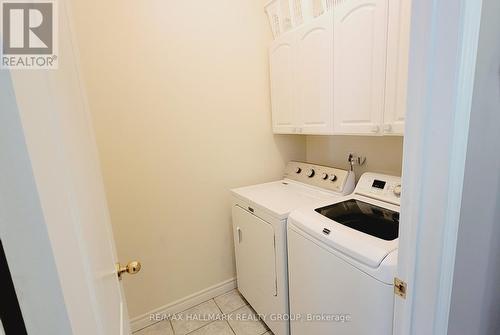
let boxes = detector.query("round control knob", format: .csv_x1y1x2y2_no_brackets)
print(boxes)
295,167,302,174
321,173,328,180
306,169,315,178
329,174,337,182
393,185,402,197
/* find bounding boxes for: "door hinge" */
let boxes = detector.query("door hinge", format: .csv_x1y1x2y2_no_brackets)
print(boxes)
394,277,407,299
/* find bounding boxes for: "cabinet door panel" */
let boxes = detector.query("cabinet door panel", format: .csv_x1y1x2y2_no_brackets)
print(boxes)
333,0,389,135
384,0,411,135
295,12,334,134
270,34,296,134
232,206,277,311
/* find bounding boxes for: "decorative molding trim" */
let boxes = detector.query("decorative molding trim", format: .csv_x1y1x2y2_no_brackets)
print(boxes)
129,278,236,333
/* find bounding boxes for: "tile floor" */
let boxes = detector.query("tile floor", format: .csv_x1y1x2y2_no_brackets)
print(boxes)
134,289,273,335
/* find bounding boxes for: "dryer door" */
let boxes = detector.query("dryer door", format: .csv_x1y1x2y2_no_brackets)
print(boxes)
232,205,277,310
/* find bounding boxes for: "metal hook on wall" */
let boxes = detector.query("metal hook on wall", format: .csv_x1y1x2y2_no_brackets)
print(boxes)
348,153,366,171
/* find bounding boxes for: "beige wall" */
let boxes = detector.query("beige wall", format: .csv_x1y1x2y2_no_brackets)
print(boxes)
71,0,404,320
71,0,306,318
306,136,404,179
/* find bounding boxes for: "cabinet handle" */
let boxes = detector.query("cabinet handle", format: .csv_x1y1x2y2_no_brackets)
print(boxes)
237,227,242,243
384,124,393,132
371,125,380,133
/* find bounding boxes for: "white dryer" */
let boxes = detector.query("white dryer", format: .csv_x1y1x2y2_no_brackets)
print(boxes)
287,172,401,335
231,161,355,335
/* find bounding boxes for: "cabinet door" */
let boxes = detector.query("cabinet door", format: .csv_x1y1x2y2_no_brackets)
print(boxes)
333,0,389,135
232,206,277,311
383,0,411,135
270,33,297,134
295,12,334,134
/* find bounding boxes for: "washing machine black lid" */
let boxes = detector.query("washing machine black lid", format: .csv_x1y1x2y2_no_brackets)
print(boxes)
315,199,399,241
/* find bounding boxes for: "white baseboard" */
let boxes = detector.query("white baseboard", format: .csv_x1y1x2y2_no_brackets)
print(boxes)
130,277,237,333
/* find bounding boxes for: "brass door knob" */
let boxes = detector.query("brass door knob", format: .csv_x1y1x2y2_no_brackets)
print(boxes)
116,260,142,280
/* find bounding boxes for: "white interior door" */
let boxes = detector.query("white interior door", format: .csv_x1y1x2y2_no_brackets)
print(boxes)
393,0,484,333
333,0,389,135
232,206,277,313
295,12,334,134
3,0,130,334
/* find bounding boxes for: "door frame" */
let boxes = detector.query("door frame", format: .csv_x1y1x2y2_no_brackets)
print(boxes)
394,0,483,334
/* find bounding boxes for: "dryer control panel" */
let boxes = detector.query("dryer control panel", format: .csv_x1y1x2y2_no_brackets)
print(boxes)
284,161,355,195
355,172,402,206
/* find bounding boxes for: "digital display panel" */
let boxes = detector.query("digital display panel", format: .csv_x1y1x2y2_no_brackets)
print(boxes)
372,179,386,189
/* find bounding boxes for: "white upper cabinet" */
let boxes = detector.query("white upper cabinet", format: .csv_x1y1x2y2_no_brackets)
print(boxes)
383,0,411,135
270,33,296,134
295,12,334,134
333,0,389,135
268,0,409,136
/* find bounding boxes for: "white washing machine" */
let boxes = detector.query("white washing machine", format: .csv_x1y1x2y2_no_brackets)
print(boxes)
231,161,355,335
287,172,401,335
